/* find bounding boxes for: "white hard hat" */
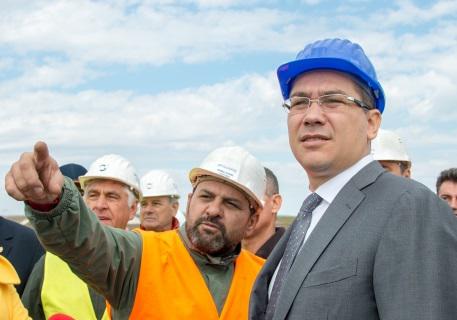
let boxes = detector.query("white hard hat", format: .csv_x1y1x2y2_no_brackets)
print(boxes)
189,146,266,209
371,129,411,163
79,154,142,200
140,170,180,198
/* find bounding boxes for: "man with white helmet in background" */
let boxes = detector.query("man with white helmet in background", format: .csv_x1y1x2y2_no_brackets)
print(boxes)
139,170,180,231
371,129,412,178
243,167,285,259
22,154,141,320
7,142,265,319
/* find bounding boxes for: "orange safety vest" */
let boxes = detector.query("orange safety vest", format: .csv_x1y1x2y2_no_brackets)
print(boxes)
125,229,264,319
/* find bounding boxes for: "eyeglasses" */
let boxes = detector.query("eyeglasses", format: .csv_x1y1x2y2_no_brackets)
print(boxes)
283,93,374,114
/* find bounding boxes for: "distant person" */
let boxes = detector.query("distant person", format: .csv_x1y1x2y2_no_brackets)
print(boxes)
139,170,180,231
0,215,44,296
59,163,87,195
436,168,457,215
22,154,140,320
243,167,285,258
0,255,31,319
371,129,411,177
7,144,266,318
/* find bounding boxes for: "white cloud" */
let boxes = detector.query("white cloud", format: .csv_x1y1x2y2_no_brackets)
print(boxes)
365,0,457,28
0,1,293,65
300,0,322,5
0,59,98,93
188,0,259,8
383,69,457,123
0,57,14,71
0,71,282,149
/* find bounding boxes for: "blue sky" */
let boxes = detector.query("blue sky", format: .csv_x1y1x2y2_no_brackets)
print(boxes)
1,0,456,216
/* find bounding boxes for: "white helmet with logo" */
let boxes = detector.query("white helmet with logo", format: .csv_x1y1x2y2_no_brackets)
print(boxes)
79,154,142,200
189,146,266,209
371,129,410,163
140,170,180,198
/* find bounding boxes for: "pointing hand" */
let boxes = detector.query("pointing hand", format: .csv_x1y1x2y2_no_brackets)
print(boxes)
5,141,64,204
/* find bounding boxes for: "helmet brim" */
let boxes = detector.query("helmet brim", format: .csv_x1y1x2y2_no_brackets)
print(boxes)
79,175,142,200
142,193,180,198
189,168,263,209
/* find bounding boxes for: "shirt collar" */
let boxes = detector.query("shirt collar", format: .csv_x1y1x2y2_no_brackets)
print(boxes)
315,155,374,204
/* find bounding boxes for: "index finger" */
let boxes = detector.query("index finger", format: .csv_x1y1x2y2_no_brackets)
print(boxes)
34,141,50,170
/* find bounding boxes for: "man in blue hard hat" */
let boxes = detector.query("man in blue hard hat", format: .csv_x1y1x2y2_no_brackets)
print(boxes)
250,38,457,320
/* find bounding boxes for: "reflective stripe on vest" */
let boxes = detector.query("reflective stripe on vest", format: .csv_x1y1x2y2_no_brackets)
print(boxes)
127,229,265,319
42,252,109,320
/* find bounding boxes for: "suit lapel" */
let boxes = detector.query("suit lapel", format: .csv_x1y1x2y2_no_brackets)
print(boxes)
250,226,293,318
273,161,384,320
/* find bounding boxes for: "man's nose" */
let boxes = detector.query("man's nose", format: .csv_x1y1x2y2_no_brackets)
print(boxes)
206,200,223,217
302,99,326,126
451,198,457,210
93,196,108,209
143,203,154,211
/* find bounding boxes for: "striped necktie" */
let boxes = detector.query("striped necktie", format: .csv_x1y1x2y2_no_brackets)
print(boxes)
265,192,323,320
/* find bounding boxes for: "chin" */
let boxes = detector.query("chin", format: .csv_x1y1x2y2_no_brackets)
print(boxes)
298,156,331,170
100,220,114,227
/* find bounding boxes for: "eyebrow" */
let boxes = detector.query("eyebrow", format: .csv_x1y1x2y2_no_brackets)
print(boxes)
439,193,452,197
198,188,244,207
105,191,121,196
290,89,348,98
86,189,121,197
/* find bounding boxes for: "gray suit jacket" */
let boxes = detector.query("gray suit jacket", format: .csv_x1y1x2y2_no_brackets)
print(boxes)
250,161,457,320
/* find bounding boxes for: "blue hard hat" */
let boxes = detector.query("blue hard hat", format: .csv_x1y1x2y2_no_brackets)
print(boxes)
60,163,87,181
277,38,385,113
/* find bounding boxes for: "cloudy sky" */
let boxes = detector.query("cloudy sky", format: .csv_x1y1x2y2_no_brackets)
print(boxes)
1,0,456,216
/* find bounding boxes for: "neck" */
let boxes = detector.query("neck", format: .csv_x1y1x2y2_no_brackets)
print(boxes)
242,226,276,254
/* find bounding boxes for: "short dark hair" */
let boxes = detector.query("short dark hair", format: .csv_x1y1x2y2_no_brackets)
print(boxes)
436,168,457,193
399,161,411,175
264,167,279,197
348,74,376,110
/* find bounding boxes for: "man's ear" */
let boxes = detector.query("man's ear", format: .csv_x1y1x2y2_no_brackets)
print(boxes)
129,201,138,220
403,167,411,178
185,193,193,220
171,201,179,216
271,194,283,215
367,109,382,141
245,209,260,234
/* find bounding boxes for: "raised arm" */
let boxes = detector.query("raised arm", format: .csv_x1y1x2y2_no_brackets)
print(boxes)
5,142,141,314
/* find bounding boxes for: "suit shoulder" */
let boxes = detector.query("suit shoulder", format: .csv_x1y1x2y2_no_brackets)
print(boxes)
372,172,433,198
374,172,454,221
1,216,37,238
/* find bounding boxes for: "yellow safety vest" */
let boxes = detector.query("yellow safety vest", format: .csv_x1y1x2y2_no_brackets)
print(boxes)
0,255,31,320
42,252,109,320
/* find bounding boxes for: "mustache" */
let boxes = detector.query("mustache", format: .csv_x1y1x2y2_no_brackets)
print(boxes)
195,215,225,231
